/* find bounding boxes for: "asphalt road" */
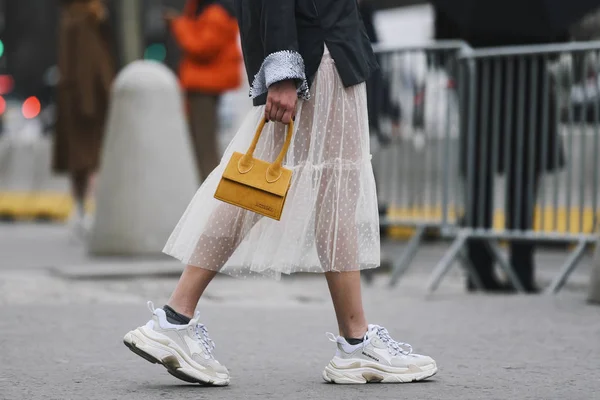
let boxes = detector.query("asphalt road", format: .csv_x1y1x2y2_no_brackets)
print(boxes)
2,292,599,400
0,222,598,400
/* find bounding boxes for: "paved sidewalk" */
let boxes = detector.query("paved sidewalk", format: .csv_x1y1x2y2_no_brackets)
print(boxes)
3,289,599,400
1,223,599,400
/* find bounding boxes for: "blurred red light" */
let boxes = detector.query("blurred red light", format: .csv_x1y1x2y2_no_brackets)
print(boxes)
22,96,41,119
0,75,14,95
0,96,5,115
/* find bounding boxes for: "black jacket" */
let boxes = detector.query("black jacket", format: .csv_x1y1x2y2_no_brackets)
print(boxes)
234,0,378,106
358,0,378,43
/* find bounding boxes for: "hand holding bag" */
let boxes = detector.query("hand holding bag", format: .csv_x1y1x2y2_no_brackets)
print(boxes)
214,118,294,220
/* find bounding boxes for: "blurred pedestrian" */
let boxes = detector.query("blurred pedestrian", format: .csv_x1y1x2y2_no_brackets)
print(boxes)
434,6,568,293
359,0,402,146
124,0,437,386
165,0,242,182
54,0,115,234
570,6,600,41
357,0,401,243
569,6,600,122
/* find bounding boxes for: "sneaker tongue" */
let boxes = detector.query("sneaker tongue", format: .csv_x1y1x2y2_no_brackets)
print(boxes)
367,324,381,337
189,311,202,326
366,325,390,348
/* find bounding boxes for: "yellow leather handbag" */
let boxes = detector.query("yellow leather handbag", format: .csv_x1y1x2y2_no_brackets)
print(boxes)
214,118,294,221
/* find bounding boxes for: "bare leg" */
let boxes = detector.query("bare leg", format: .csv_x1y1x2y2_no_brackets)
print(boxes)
165,204,262,318
163,119,279,319
168,266,219,318
316,167,368,339
325,271,368,339
316,169,367,339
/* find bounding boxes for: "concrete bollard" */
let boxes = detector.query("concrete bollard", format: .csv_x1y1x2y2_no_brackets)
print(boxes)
88,61,197,255
588,239,600,304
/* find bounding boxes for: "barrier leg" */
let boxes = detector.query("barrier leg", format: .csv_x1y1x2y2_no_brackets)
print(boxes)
546,240,588,294
388,225,426,287
362,268,375,284
588,238,600,304
427,232,468,293
488,241,526,293
457,248,485,291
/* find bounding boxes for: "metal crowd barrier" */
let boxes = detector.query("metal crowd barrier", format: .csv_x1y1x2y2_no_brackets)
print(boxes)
370,41,469,286
428,41,600,294
0,115,72,221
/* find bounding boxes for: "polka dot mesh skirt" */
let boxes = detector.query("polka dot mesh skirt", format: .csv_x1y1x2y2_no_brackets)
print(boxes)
163,51,380,279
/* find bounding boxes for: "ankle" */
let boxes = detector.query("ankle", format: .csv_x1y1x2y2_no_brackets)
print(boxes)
340,325,368,340
165,304,194,320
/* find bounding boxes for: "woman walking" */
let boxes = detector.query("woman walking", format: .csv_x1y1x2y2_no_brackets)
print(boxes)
55,0,115,234
124,0,437,385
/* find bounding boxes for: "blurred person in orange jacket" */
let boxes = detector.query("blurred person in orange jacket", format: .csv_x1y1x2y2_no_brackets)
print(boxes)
164,0,242,182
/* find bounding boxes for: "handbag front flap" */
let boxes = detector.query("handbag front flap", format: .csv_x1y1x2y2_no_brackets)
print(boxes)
222,152,292,197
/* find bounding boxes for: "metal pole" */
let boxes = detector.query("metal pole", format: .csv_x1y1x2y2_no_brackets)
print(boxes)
546,240,588,294
427,232,468,293
119,0,143,65
588,238,600,303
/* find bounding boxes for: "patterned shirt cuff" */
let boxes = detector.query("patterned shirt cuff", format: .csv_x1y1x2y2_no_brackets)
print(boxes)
249,50,311,101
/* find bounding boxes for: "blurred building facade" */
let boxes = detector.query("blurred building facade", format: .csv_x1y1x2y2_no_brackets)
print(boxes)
0,0,425,109
1,0,184,102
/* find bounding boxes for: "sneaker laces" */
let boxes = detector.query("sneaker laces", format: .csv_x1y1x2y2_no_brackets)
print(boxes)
193,312,216,359
368,325,413,356
146,302,216,359
325,325,413,357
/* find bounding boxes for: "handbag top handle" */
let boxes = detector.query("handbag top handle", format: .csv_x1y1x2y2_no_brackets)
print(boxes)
238,118,294,183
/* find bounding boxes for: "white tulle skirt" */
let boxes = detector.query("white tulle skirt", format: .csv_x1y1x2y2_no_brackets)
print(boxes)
163,51,380,278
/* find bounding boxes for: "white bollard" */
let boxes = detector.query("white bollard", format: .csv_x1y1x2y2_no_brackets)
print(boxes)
88,61,197,255
588,239,600,304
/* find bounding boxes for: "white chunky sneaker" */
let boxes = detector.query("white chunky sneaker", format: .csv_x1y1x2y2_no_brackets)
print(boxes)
323,324,437,384
123,302,229,386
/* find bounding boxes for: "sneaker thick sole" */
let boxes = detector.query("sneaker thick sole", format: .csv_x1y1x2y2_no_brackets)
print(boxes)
322,358,437,384
123,327,229,386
